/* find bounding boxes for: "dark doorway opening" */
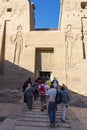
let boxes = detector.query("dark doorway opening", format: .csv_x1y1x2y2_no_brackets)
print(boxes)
39,71,51,78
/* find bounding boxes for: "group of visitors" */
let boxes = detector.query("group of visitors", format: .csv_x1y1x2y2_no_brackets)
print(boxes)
22,76,70,127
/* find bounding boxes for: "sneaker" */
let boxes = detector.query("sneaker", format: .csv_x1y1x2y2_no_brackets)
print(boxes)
41,108,44,112
44,104,47,109
56,124,59,127
61,119,66,123
52,123,56,127
49,123,54,127
52,123,59,127
66,104,68,108
29,108,32,111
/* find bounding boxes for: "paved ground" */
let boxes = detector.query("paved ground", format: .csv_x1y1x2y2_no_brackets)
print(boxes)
0,98,86,130
71,106,87,130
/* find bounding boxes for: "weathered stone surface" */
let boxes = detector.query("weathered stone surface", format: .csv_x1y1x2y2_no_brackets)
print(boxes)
0,89,22,103
0,118,17,130
0,0,87,98
0,98,86,130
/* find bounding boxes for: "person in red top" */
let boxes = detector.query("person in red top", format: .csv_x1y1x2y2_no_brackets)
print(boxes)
25,77,32,87
38,81,46,111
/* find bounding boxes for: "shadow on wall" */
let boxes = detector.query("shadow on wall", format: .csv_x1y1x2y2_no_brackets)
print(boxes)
69,90,87,108
62,84,87,108
0,60,35,103
0,61,87,107
0,60,35,89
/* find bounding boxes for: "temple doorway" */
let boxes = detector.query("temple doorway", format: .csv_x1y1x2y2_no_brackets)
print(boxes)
35,48,54,78
39,71,51,77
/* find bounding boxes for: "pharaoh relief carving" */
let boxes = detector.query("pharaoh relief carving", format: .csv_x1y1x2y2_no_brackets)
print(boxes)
65,24,80,69
12,25,23,66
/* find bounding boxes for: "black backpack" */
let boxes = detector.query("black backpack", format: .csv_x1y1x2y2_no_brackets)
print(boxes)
55,90,63,104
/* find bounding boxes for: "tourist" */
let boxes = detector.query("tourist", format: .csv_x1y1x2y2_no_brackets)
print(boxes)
46,83,57,127
52,77,59,88
25,77,32,87
43,82,49,109
38,81,46,111
60,85,70,122
45,76,51,89
22,81,27,103
32,80,39,100
25,83,35,110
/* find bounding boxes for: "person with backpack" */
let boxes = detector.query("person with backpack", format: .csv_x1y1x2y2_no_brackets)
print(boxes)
32,80,39,100
25,83,35,110
46,83,57,127
60,85,70,122
55,87,63,105
38,81,46,111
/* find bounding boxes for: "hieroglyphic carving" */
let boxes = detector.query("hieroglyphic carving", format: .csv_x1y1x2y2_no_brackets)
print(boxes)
65,24,79,68
11,4,27,18
13,25,23,65
2,0,9,1
0,25,1,29
0,4,27,19
64,2,80,12
0,7,7,17
17,4,27,17
10,5,17,18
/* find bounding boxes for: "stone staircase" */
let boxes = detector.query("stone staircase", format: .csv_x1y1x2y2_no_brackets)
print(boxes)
0,98,84,130
12,100,72,130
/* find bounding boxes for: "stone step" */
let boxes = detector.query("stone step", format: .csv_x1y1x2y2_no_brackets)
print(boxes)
22,110,61,117
15,120,71,128
0,98,84,130
14,126,71,130
12,100,72,130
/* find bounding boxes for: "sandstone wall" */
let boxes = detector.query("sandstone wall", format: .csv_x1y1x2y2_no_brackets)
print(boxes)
0,0,87,97
59,0,87,96
1,30,65,88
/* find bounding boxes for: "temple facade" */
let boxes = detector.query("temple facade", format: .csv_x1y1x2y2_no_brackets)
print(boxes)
0,0,87,96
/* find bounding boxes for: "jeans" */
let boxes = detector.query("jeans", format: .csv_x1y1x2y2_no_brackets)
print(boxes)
61,103,65,121
48,102,56,124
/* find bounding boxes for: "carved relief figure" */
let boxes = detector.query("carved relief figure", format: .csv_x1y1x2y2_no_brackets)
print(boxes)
65,25,73,68
13,25,23,65
65,25,79,68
